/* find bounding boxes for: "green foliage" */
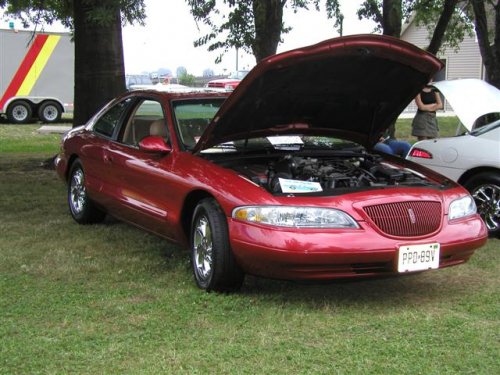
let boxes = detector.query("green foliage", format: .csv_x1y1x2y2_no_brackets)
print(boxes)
188,0,257,60
357,1,475,52
358,0,415,32
413,0,475,52
186,0,342,62
176,66,188,78
178,72,196,86
0,0,146,29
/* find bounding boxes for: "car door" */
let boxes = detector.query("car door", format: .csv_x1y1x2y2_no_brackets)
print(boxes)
103,97,179,240
82,97,136,208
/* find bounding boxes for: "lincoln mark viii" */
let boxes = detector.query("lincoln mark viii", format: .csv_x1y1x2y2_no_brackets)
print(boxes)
56,35,487,292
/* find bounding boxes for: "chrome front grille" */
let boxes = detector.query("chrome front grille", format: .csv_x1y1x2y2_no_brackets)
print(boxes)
363,201,442,237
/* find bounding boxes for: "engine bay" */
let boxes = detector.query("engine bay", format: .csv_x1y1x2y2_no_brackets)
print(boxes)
215,152,436,195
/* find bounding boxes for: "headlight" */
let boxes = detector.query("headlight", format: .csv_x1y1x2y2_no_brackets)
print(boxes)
449,196,477,221
232,206,359,228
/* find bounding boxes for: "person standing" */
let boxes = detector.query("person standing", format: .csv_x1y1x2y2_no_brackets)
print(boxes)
411,82,443,140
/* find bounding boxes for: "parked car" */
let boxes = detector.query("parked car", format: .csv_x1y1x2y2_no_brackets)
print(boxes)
55,35,487,292
407,79,500,236
206,70,249,90
125,74,154,90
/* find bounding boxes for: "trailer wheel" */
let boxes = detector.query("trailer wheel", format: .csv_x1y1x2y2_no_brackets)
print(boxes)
7,100,32,124
38,101,62,123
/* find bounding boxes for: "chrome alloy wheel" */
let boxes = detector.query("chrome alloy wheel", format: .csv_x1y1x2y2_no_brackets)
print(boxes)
472,183,500,232
193,215,213,282
70,168,86,214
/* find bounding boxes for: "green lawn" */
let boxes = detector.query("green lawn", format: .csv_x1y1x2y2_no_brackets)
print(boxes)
0,123,498,374
395,116,463,142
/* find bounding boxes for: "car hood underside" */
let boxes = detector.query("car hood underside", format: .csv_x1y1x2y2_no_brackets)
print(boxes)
195,35,443,152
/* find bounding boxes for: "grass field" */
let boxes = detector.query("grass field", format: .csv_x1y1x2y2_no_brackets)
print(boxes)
0,123,498,374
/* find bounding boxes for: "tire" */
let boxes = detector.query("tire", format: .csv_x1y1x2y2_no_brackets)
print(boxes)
7,100,32,124
38,101,62,123
68,160,106,224
191,198,244,292
464,172,500,237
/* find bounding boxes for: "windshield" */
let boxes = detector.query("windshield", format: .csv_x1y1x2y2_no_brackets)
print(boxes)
172,98,225,149
228,70,249,80
201,135,362,155
470,119,500,136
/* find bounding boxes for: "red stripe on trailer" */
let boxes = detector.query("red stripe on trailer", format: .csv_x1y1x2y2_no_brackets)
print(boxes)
0,34,49,110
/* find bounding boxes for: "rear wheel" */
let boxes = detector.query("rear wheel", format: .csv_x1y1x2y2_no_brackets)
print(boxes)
68,159,106,224
7,100,32,124
464,172,500,237
38,101,62,123
191,198,244,292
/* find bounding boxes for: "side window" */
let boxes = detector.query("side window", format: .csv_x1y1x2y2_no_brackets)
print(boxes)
94,98,134,138
120,99,169,147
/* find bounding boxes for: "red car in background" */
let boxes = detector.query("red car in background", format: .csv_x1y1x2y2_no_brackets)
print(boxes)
206,70,249,90
55,35,487,292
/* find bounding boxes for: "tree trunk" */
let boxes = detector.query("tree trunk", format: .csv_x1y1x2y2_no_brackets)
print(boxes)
472,0,500,89
382,0,402,37
73,0,126,126
426,0,459,55
252,0,285,61
382,0,402,138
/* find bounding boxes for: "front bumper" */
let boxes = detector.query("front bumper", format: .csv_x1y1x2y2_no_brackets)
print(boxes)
228,215,487,280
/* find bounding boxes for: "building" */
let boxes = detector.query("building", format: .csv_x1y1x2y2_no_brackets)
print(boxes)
400,15,484,113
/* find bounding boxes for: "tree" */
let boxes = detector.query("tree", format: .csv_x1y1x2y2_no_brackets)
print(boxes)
178,72,196,86
470,0,500,88
1,0,146,126
357,0,409,37
176,66,188,77
358,1,499,89
186,0,343,63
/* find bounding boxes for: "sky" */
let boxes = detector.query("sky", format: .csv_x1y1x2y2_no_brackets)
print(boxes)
1,0,377,76
121,0,377,76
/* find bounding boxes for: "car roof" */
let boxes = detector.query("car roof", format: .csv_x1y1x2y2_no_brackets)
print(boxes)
127,87,231,100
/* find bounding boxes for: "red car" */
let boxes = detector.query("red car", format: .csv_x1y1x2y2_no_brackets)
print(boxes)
55,35,487,292
206,70,249,90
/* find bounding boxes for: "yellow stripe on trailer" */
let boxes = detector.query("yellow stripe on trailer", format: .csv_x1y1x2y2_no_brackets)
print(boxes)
16,35,61,95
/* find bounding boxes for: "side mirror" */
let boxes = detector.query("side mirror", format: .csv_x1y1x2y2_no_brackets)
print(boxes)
138,136,172,154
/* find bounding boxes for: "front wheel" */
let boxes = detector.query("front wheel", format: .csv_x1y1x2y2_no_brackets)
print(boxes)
68,159,106,224
464,172,500,237
191,198,244,292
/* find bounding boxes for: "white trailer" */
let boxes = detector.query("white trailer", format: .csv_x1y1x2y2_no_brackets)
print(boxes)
0,28,74,124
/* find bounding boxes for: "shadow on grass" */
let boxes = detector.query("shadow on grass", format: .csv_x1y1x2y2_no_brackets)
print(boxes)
0,155,52,171
236,267,482,310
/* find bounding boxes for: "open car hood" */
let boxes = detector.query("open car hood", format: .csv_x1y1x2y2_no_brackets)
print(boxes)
431,79,500,131
194,34,443,152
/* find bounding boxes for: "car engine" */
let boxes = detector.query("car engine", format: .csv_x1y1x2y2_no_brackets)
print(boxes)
229,153,432,195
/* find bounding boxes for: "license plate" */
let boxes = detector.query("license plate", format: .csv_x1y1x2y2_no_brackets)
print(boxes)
398,243,440,272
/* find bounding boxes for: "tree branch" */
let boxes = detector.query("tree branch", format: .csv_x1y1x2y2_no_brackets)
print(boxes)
426,0,459,54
